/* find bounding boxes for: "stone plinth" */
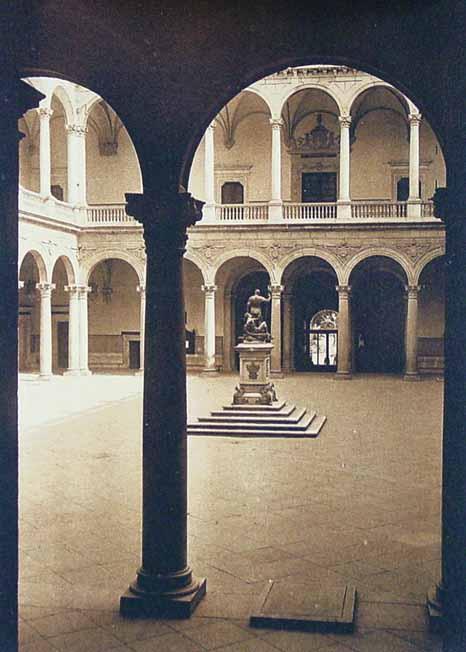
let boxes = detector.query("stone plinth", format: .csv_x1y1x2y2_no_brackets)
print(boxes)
233,341,277,405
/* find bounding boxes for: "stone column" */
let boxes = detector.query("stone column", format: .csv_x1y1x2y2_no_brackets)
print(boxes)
282,291,293,373
404,285,420,380
270,284,283,375
64,285,81,374
66,124,87,206
203,121,216,222
36,282,55,379
78,286,91,375
336,285,352,378
223,290,233,371
137,285,146,372
337,115,352,219
120,191,206,617
0,77,43,652
38,106,53,198
407,113,422,218
202,284,218,374
269,118,283,222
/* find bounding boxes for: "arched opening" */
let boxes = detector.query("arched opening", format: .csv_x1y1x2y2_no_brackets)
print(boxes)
18,252,44,373
282,256,339,372
350,255,408,373
418,256,445,374
183,259,205,368
88,258,141,373
214,256,270,371
51,256,73,373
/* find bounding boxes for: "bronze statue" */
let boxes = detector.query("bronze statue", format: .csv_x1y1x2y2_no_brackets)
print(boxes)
242,288,271,342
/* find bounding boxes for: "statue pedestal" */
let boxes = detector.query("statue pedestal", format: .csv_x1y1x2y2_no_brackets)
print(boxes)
233,342,277,405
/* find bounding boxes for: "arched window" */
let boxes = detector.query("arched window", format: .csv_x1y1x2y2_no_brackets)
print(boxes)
221,181,244,204
308,309,338,369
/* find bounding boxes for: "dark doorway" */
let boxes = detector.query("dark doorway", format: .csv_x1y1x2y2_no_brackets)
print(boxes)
234,271,270,369
302,172,337,202
57,321,69,370
352,270,405,373
129,340,141,369
293,272,338,371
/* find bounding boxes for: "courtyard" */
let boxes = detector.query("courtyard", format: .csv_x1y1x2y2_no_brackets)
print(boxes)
19,372,443,651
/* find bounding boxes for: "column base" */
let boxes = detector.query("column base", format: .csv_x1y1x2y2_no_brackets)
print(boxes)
334,371,352,380
120,577,206,619
39,373,53,381
79,369,92,376
427,585,444,633
63,369,83,376
403,372,421,381
201,367,220,377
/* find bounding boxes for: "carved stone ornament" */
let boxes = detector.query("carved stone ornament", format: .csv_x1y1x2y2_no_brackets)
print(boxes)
319,241,364,261
395,239,441,262
289,114,340,155
259,242,295,262
190,244,225,262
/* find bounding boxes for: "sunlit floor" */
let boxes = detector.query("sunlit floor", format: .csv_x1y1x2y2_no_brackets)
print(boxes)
19,372,443,651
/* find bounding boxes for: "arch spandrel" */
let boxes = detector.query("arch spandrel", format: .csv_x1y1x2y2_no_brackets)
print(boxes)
343,248,414,286
183,252,207,284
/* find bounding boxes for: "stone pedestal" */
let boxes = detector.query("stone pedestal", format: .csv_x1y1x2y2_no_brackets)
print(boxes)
233,342,277,405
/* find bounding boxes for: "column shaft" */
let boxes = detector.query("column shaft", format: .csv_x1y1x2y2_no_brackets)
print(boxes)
138,285,146,371
336,285,352,378
120,191,206,617
78,287,90,374
202,285,217,373
65,286,80,374
67,125,87,205
38,107,52,197
408,113,422,218
37,283,55,378
337,116,352,219
203,122,216,221
282,292,293,373
270,285,283,374
404,285,420,379
269,118,283,222
223,291,233,371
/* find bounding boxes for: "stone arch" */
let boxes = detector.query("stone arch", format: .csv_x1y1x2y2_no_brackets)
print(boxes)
184,251,207,284
83,251,145,286
347,81,410,117
344,248,414,285
212,249,276,286
50,84,75,127
241,87,273,118
19,249,49,283
278,248,343,286
414,248,446,285
277,83,344,118
50,253,77,285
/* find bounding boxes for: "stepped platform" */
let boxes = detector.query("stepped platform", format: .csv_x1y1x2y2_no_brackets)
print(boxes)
188,401,326,438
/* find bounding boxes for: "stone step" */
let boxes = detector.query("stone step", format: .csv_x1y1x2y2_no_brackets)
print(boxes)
199,407,307,425
221,401,287,412
187,423,322,438
189,412,316,433
212,404,296,418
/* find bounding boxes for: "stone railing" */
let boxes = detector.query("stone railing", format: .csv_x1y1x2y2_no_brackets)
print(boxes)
351,201,407,219
421,201,435,218
19,186,83,225
216,203,269,222
283,202,337,220
86,204,137,225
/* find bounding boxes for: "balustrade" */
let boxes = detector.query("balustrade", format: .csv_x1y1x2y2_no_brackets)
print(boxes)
284,202,337,220
351,201,407,219
216,203,269,221
87,204,136,225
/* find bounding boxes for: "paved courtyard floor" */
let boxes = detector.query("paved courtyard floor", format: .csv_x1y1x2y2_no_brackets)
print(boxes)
19,372,444,651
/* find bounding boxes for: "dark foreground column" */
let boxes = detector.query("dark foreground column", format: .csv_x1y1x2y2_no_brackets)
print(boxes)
120,191,206,618
0,78,43,652
426,184,466,652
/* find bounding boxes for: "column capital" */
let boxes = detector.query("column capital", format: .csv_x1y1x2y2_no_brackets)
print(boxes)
36,282,56,295
66,124,88,137
408,112,422,125
201,284,217,294
336,284,351,297
126,191,204,253
405,284,421,298
270,284,284,297
338,115,352,128
38,107,53,119
270,117,284,129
